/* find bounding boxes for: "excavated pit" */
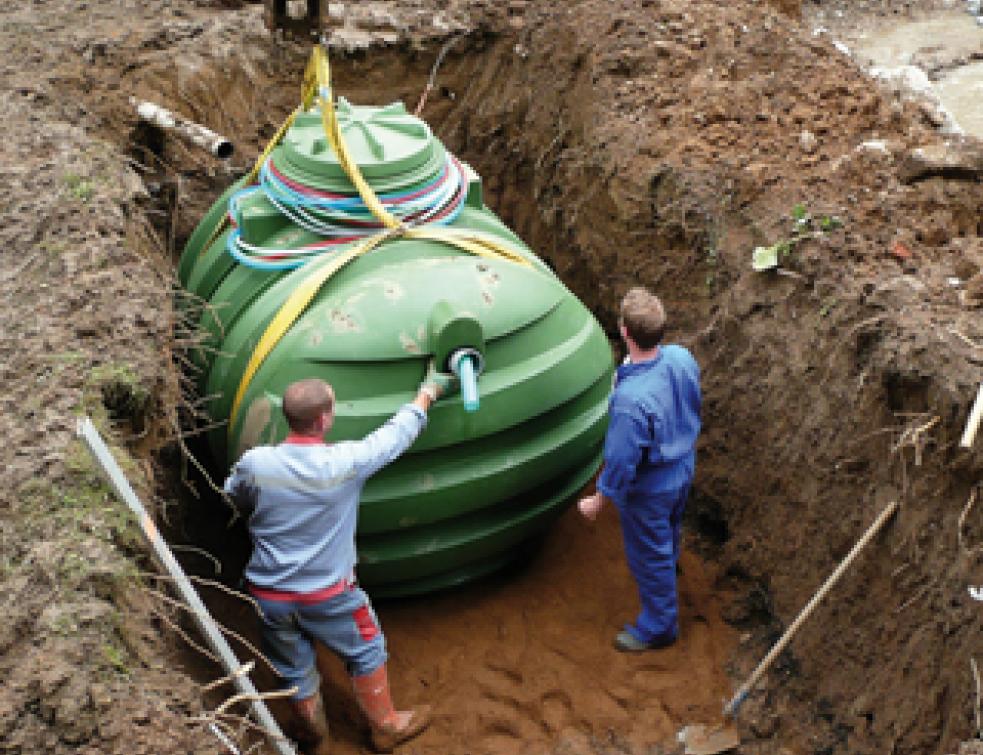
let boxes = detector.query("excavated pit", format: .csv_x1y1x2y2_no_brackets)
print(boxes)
131,39,744,755
88,4,983,754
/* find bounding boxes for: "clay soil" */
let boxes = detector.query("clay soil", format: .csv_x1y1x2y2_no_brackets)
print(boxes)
2,1,982,754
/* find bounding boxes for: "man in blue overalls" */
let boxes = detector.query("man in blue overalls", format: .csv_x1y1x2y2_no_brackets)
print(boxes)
579,287,701,652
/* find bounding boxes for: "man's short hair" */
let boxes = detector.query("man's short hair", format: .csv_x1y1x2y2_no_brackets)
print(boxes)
620,287,666,349
282,378,334,434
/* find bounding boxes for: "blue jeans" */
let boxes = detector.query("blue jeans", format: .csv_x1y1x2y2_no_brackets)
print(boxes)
255,583,387,699
617,483,689,644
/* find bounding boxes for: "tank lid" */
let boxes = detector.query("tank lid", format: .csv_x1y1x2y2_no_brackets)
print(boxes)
274,99,444,193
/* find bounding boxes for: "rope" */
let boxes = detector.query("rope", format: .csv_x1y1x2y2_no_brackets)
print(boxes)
226,45,535,433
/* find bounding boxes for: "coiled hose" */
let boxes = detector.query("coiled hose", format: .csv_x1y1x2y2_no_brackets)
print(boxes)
225,151,469,271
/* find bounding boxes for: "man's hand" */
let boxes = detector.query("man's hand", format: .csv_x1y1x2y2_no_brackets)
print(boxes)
578,491,604,521
419,358,458,402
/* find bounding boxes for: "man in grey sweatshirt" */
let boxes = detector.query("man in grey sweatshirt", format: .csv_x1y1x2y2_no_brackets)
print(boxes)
224,362,456,753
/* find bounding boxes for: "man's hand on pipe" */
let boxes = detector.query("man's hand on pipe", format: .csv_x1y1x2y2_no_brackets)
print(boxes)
416,358,459,410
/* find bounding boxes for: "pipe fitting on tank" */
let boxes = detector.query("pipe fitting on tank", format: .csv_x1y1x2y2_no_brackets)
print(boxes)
427,301,485,413
448,347,484,413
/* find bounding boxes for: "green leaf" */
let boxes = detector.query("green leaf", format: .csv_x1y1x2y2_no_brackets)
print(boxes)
752,244,780,271
819,297,838,317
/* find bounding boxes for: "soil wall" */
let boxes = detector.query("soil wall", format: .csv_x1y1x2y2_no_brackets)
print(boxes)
422,4,983,753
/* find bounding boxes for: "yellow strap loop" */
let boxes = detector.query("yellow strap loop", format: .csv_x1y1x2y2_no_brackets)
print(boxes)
312,48,400,230
301,51,319,108
228,229,531,429
227,46,536,434
404,227,531,267
201,53,321,258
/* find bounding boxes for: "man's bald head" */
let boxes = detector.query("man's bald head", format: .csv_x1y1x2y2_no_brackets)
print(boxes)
282,378,335,435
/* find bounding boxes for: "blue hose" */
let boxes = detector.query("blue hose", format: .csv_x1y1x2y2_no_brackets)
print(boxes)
225,148,469,271
455,354,479,413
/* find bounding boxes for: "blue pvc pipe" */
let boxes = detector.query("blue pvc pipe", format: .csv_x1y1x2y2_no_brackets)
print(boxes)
456,354,479,413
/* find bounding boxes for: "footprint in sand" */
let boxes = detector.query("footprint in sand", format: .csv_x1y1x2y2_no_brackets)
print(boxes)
540,688,573,733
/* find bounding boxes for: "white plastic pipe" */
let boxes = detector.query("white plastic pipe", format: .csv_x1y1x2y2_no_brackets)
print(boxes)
961,383,983,449
131,97,234,159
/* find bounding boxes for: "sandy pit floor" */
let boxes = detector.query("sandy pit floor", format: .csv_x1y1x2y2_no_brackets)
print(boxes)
188,491,737,754
328,507,734,754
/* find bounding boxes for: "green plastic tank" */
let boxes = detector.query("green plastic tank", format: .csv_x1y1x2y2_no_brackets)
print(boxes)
179,99,613,597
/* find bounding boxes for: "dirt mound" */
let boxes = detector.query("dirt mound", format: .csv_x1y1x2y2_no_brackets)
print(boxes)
2,0,982,754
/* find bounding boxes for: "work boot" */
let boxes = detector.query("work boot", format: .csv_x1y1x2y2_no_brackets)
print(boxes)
613,629,677,653
288,693,331,755
352,665,431,752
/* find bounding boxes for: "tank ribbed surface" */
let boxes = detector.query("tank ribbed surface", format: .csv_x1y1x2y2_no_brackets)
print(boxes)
179,101,613,597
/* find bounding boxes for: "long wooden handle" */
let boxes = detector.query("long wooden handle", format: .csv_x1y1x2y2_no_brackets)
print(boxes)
961,383,983,449
723,500,899,717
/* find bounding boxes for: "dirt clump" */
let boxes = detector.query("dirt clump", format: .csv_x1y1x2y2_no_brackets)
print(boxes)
2,0,983,754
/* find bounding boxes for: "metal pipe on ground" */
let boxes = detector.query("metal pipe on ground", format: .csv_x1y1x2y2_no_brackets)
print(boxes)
130,97,234,159
76,417,296,755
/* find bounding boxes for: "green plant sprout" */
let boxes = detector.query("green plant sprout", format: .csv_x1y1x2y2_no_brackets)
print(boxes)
64,172,95,202
752,204,844,271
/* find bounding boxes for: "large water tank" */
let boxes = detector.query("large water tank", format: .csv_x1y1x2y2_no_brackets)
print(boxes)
179,99,613,597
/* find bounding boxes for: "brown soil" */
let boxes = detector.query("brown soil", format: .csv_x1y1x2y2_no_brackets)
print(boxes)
2,1,982,755
192,499,736,754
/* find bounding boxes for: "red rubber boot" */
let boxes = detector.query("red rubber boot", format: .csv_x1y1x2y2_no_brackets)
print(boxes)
288,694,330,755
352,665,430,752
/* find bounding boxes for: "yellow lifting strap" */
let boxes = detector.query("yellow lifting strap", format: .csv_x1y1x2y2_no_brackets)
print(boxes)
310,47,401,230
228,234,387,428
199,48,322,257
227,46,534,433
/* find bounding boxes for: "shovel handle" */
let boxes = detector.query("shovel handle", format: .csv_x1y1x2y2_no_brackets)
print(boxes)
723,500,899,718
961,382,983,449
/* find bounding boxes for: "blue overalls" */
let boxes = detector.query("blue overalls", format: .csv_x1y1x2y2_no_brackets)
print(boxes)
597,345,701,645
